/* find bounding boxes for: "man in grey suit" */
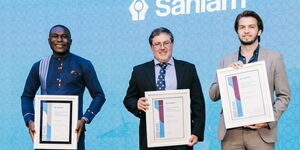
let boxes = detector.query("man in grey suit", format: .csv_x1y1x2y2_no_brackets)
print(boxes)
209,10,290,150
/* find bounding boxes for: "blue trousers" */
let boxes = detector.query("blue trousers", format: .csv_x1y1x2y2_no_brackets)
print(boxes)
77,131,85,150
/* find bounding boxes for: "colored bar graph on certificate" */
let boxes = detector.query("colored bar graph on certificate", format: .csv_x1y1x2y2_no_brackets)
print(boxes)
154,100,165,138
41,101,52,141
228,76,243,118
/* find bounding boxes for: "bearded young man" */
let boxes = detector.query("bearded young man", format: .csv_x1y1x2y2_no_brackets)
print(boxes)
209,10,290,150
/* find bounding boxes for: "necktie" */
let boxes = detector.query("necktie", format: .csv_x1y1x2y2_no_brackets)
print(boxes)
156,63,167,90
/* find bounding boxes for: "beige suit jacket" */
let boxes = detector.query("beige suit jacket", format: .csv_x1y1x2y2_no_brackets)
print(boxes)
209,47,291,143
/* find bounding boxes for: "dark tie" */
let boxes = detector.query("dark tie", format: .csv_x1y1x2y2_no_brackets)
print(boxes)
156,63,167,91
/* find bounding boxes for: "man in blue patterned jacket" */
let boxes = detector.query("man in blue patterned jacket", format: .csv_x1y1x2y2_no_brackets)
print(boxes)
21,25,106,150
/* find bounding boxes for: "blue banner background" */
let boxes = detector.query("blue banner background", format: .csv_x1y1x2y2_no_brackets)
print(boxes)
0,0,299,149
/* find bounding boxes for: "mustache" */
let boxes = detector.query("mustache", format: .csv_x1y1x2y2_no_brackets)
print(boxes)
239,35,259,45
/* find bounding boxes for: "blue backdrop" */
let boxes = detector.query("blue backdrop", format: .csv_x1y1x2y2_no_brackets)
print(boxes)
0,0,299,149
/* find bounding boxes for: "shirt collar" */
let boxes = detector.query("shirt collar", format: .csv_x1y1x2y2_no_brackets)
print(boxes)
238,44,260,58
53,52,71,61
154,57,174,66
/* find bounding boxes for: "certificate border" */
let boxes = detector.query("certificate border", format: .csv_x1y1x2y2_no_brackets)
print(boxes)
34,95,78,149
217,61,274,129
145,89,191,148
39,101,72,144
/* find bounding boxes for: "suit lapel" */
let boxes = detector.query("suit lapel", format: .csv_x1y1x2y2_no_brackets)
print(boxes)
174,59,183,89
258,47,266,61
233,50,239,62
144,60,156,90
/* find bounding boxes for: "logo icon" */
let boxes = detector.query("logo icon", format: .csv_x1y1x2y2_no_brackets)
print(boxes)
129,0,149,21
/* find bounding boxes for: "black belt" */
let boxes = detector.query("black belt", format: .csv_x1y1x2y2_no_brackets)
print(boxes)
227,127,257,131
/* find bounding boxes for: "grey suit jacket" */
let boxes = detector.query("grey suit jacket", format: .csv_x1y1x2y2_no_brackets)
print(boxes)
209,47,290,143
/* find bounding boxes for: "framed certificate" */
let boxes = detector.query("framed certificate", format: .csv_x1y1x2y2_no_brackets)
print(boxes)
145,89,191,148
34,95,78,149
217,61,274,129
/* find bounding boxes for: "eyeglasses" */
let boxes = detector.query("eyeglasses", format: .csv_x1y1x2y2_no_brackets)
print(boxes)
152,41,172,49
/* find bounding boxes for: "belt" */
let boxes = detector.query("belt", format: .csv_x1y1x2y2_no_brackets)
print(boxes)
227,127,257,131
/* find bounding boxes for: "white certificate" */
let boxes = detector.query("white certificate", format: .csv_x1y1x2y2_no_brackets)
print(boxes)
217,61,274,129
145,89,191,148
34,95,78,149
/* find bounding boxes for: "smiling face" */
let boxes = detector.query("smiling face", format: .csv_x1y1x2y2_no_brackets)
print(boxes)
150,32,173,63
48,26,72,56
237,16,262,45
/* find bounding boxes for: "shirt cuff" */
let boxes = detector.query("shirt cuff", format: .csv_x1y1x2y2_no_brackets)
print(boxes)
23,113,34,126
83,110,95,123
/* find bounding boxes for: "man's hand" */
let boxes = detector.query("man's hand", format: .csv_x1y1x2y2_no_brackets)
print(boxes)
76,118,86,142
28,120,35,142
137,97,149,112
244,123,269,129
229,61,244,69
187,134,198,146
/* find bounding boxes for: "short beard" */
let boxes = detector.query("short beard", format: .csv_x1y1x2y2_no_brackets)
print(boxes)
239,35,259,45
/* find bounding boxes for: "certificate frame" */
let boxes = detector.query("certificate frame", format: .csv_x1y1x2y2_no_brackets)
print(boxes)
145,89,191,148
34,95,78,149
217,61,274,129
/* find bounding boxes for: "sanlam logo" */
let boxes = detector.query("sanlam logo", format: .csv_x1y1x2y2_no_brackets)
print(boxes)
130,0,246,21
129,0,149,21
